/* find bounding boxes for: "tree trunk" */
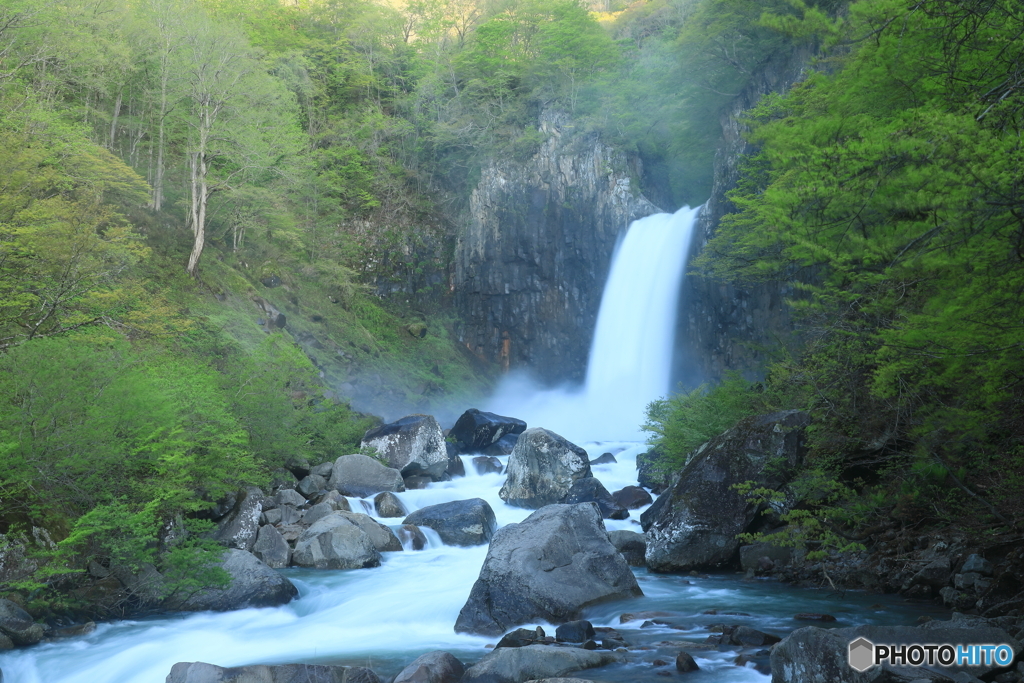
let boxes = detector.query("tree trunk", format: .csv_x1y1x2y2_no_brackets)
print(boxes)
109,88,123,151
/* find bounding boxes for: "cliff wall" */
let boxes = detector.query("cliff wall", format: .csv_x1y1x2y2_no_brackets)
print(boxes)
454,111,659,384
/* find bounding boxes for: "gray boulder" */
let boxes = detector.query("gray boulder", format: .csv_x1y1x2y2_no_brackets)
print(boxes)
472,455,504,476
252,525,291,569
329,454,405,498
961,554,993,576
361,414,449,480
771,621,1020,683
310,461,335,478
610,486,652,510
275,488,307,507
482,433,520,456
292,513,382,570
641,410,809,572
499,429,592,509
0,598,44,646
563,478,628,520
455,503,642,635
393,651,465,683
297,474,328,498
403,499,497,547
607,530,646,567
333,511,403,552
166,662,380,683
461,645,619,683
449,409,526,453
312,490,352,512
397,524,428,550
212,487,264,552
373,491,407,518
173,549,298,611
445,442,466,478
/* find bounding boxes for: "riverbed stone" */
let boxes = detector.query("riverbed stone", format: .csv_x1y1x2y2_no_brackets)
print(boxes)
450,409,527,453
212,487,264,552
361,414,449,479
482,433,520,456
446,442,466,479
455,503,642,635
961,554,994,576
252,525,290,569
611,486,652,510
393,651,465,683
297,474,328,498
556,621,595,643
397,524,428,550
771,621,1020,683
472,455,504,475
607,530,646,567
173,549,298,611
563,477,628,520
333,511,402,552
373,491,407,518
292,513,382,569
499,429,592,509
403,498,497,547
461,645,620,683
329,454,405,498
641,410,809,572
166,662,381,683
275,488,307,508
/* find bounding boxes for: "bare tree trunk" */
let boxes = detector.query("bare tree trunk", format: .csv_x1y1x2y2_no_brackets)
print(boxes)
152,68,169,211
109,87,123,150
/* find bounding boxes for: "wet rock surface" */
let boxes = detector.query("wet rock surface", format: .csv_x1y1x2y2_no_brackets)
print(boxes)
450,409,527,454
403,498,497,547
361,414,448,480
166,661,380,683
499,429,592,509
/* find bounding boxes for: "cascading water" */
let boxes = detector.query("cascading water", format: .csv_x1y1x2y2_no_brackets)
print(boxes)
0,206,941,683
486,205,701,442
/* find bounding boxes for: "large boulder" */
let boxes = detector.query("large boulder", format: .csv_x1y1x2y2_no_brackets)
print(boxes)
329,454,405,498
607,530,646,567
461,645,619,683
361,415,448,480
393,651,465,683
212,487,264,552
499,429,592,509
166,662,380,683
455,503,642,635
450,409,527,453
172,549,298,611
445,442,466,478
0,598,44,646
641,410,809,572
635,447,671,495
292,513,382,570
771,619,1020,683
332,511,403,552
402,499,497,547
373,491,407,518
482,433,520,456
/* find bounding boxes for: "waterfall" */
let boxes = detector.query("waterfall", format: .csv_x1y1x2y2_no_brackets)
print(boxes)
486,205,701,442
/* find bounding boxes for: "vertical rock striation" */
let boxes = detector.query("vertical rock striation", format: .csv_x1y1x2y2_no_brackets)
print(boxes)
455,111,660,384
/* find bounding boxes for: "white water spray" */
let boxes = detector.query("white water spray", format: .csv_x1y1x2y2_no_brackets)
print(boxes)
486,205,701,442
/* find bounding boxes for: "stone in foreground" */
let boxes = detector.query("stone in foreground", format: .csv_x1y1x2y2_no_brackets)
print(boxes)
172,549,298,611
641,410,809,572
166,661,380,683
393,651,465,683
361,414,448,479
461,645,620,683
455,503,642,636
499,429,592,509
292,513,381,569
403,498,497,546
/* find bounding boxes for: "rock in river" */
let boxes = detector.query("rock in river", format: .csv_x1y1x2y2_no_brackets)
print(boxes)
328,454,405,498
403,498,497,547
499,428,592,509
361,414,448,480
167,661,380,683
449,408,527,453
455,503,642,636
461,645,620,683
171,549,298,611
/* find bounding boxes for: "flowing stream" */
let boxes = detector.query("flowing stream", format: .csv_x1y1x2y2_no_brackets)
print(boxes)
0,207,942,682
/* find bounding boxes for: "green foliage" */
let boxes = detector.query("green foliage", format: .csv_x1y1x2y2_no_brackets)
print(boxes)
700,0,1024,528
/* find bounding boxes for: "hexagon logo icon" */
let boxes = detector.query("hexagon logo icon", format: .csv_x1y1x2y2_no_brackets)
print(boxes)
849,637,875,672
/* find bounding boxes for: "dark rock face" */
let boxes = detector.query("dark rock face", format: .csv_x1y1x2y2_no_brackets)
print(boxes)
454,110,660,384
607,530,646,567
771,621,1020,683
166,662,380,683
455,503,642,636
361,415,448,480
641,410,809,572
450,409,527,453
589,453,617,466
460,645,620,683
173,549,298,612
472,455,504,476
635,448,670,495
676,652,699,673
611,486,652,510
500,428,592,509
393,651,465,683
563,478,628,520
329,454,405,498
373,491,407,518
403,499,497,547
445,442,466,478
0,598,44,646
252,525,290,569
497,626,547,649
556,620,596,643
397,524,428,551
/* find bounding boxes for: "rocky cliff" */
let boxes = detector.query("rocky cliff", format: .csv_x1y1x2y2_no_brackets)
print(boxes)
673,48,813,386
454,111,659,384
